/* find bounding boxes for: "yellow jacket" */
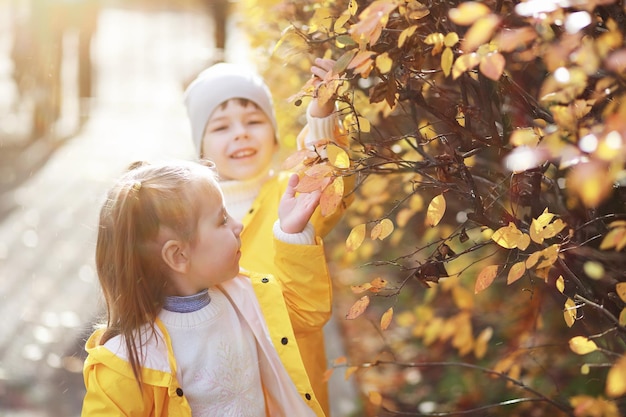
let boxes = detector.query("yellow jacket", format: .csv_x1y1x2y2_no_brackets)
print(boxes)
239,172,353,415
82,238,330,417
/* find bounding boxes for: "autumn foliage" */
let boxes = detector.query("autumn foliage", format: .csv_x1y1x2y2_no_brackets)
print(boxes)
240,0,626,415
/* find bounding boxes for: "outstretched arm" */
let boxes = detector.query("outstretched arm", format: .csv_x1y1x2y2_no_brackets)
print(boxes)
277,174,321,234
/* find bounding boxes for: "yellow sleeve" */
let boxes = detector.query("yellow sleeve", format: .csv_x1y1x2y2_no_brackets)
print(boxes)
272,237,332,332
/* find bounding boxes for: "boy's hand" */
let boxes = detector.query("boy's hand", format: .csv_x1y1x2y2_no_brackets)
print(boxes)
309,58,337,118
278,174,322,234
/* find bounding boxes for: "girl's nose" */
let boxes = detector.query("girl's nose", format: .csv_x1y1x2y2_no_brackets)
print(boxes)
233,219,244,235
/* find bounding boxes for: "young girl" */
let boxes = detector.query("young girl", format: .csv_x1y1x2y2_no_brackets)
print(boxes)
81,160,330,417
183,59,353,414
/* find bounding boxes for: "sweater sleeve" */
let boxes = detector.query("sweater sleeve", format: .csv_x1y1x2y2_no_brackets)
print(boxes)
300,103,338,151
272,220,315,245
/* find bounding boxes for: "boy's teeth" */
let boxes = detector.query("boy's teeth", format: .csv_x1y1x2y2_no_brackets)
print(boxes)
232,149,255,158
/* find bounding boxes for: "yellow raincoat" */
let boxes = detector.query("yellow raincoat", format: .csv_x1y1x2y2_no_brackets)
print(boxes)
82,238,330,417
239,171,353,414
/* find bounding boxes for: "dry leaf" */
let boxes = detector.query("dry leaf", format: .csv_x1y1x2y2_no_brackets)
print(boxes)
346,295,370,319
425,194,446,226
380,307,394,330
475,264,499,293
346,223,366,252
569,336,598,355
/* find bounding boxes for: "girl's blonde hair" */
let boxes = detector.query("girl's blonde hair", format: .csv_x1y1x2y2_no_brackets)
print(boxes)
95,159,221,383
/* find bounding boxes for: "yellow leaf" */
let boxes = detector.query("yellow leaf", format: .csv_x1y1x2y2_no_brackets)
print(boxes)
380,307,394,330
452,52,481,79
398,25,417,47
327,144,351,168
526,250,541,269
494,27,537,53
491,222,525,249
536,244,560,269
346,295,370,320
564,298,577,327
357,116,371,133
619,308,626,327
371,218,394,240
510,128,540,147
346,224,366,252
345,366,358,380
616,283,626,302
452,285,474,310
475,264,499,294
320,176,344,217
584,261,605,280
474,326,493,359
479,52,505,81
348,0,358,15
444,32,459,47
507,261,526,285
461,14,501,53
425,194,446,227
606,354,626,397
442,47,454,77
569,336,598,355
449,1,491,26
556,275,565,293
375,52,393,74
601,226,626,250
542,218,567,240
368,391,383,406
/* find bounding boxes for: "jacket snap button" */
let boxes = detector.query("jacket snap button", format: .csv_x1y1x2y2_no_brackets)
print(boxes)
281,337,288,345
176,387,184,397
305,393,311,400
261,277,269,283
248,208,254,214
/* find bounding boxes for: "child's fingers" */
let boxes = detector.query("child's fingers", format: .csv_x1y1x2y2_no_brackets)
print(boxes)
284,173,299,199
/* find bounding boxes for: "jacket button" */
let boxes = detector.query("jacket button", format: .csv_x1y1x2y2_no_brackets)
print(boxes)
176,387,184,397
281,337,288,345
305,393,311,400
248,208,254,214
261,277,269,283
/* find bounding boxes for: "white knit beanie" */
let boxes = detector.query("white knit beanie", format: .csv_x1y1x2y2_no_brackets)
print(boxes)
183,63,278,156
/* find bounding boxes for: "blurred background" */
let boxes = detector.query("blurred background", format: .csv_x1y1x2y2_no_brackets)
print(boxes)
0,1,361,416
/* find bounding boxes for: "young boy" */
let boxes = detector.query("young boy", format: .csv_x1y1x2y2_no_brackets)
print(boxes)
183,59,351,415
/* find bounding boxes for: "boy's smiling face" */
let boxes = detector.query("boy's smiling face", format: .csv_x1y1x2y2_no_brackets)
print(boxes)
201,99,278,181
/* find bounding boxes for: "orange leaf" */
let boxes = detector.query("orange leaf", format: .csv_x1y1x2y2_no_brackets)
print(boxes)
479,52,505,81
346,295,370,320
425,194,446,227
345,366,358,380
327,144,351,168
346,223,366,252
333,356,348,365
368,391,383,406
305,163,334,178
380,307,394,330
323,368,334,382
282,149,318,170
320,176,344,217
494,27,537,53
370,277,388,291
507,261,526,285
475,264,499,293
351,283,372,294
371,218,394,240
296,174,331,193
347,50,376,70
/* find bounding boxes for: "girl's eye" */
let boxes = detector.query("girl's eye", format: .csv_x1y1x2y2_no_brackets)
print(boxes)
223,214,229,225
209,125,228,132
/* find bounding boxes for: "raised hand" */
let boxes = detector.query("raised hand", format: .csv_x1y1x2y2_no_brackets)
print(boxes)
308,58,338,118
278,174,322,234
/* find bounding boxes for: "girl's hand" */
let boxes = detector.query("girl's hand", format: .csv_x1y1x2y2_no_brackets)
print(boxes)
278,174,321,234
308,58,337,118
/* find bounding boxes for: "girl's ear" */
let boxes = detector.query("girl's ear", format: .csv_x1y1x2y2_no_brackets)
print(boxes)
161,240,189,273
